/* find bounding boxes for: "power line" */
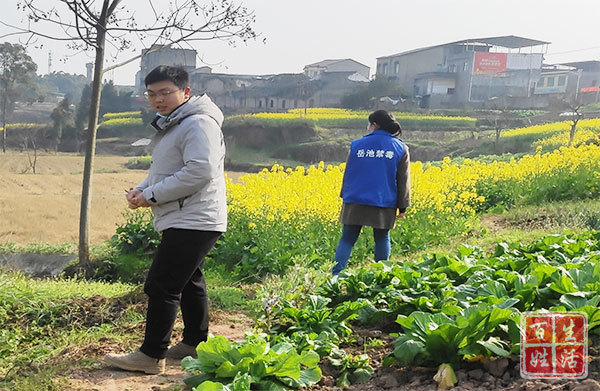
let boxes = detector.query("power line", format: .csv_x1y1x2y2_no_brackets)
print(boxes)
547,46,600,56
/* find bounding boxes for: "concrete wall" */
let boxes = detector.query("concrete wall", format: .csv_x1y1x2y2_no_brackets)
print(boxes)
136,46,197,93
376,47,445,93
0,253,76,277
305,60,370,79
324,60,370,79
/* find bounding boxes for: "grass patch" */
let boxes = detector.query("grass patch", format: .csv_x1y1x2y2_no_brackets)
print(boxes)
0,271,139,387
0,268,253,390
503,198,600,230
392,200,599,264
226,145,318,169
125,155,152,169
0,242,76,255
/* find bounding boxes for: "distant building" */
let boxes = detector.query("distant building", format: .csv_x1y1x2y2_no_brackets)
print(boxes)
376,35,551,108
533,64,580,98
558,61,600,103
86,63,94,82
135,44,197,93
190,69,368,114
304,59,370,79
190,72,314,114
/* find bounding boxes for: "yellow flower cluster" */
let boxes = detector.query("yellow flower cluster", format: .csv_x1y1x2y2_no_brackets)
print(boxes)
533,129,600,150
100,117,143,128
102,111,142,120
502,119,600,139
228,108,476,129
251,108,475,122
227,162,344,223
0,123,47,132
226,144,600,225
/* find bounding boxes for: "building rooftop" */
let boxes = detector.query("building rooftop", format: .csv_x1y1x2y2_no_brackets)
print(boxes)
559,60,600,69
304,58,369,68
378,35,551,59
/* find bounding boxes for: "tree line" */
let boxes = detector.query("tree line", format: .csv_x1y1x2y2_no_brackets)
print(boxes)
0,42,134,152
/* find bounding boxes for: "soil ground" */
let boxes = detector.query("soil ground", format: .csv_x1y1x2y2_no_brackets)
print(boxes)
66,311,254,391
63,325,600,391
0,152,245,245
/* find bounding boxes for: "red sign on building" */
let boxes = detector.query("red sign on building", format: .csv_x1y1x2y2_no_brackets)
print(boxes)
473,52,507,75
580,86,600,93
521,312,588,379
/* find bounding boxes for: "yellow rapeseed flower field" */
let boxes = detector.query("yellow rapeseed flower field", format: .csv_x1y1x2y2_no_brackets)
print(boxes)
534,129,600,150
100,117,143,128
0,123,47,132
230,108,476,128
227,144,600,226
502,118,600,139
102,111,142,120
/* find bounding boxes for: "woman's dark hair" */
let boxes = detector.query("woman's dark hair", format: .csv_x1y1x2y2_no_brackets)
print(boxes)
144,65,189,89
368,110,401,135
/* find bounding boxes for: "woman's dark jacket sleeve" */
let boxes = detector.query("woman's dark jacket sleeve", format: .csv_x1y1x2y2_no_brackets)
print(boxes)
396,145,411,212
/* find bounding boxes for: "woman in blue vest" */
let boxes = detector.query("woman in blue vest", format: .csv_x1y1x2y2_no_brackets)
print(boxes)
332,110,411,276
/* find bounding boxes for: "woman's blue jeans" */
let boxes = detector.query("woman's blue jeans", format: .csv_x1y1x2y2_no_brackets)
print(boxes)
332,225,390,275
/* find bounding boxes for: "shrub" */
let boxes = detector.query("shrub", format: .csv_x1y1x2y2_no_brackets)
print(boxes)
111,209,160,257
107,209,160,282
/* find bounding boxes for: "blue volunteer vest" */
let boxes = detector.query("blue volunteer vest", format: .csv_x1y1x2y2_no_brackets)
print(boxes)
342,129,406,208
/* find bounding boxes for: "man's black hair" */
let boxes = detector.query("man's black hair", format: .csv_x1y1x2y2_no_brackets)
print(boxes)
144,65,189,89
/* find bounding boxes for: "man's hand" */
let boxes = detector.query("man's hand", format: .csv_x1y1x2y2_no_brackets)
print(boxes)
397,212,406,218
132,193,151,208
126,189,149,209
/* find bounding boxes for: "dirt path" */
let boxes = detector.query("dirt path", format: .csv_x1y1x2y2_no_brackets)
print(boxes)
67,313,253,391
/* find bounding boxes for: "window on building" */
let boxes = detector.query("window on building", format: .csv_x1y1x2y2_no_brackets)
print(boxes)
447,88,455,95
558,76,566,86
382,63,388,75
258,100,262,108
394,62,399,74
282,100,286,109
450,64,457,73
537,78,544,88
463,62,469,72
270,99,274,108
547,77,555,87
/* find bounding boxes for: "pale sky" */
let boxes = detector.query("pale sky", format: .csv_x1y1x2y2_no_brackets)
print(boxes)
1,0,599,85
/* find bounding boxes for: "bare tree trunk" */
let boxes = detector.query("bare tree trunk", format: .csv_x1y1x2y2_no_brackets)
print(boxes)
2,87,7,153
54,125,62,152
495,128,501,154
78,2,109,267
568,120,578,147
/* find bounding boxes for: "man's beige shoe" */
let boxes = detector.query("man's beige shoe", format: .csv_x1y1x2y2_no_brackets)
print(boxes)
166,342,197,359
103,350,166,374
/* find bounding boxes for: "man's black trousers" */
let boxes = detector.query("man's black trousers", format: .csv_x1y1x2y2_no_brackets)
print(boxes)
140,228,221,359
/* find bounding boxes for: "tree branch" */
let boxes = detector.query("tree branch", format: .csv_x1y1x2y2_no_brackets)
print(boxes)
78,0,100,23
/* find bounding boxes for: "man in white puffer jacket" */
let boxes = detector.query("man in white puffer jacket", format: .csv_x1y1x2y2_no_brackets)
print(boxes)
104,65,226,374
